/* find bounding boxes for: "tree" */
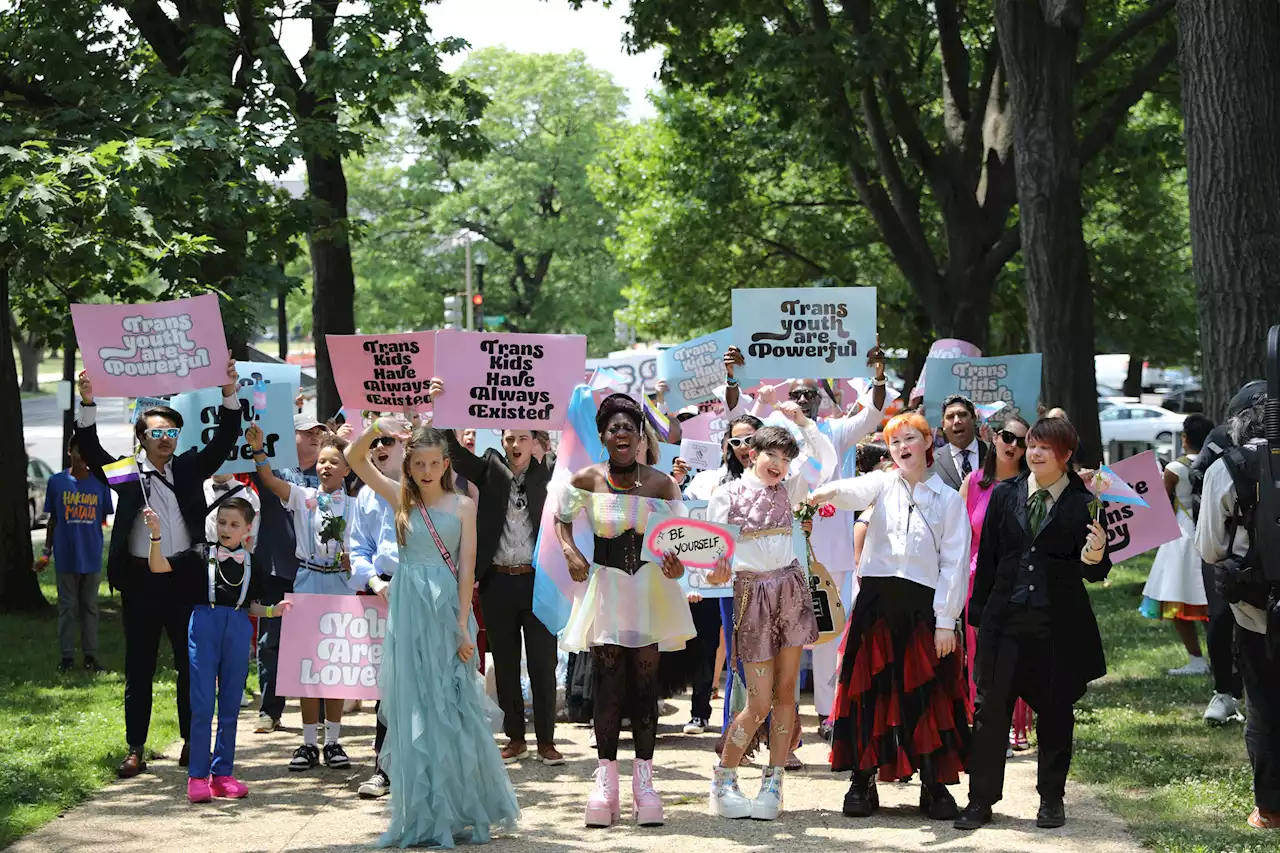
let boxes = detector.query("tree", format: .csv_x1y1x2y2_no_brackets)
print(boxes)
347,48,630,353
1176,0,1280,419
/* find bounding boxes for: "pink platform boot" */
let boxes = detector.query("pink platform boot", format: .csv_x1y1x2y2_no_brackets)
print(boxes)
585,759,620,827
632,758,664,826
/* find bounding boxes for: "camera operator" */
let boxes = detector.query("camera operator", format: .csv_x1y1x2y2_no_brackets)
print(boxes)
1196,391,1280,831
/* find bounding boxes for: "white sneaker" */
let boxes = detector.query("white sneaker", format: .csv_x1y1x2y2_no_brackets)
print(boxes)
683,718,707,735
751,766,784,820
254,713,278,734
1204,692,1244,726
1168,657,1211,676
710,765,753,819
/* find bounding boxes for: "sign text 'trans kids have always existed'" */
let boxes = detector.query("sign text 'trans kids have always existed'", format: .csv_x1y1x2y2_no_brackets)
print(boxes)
72,294,230,397
731,287,877,379
327,332,436,411
432,331,587,430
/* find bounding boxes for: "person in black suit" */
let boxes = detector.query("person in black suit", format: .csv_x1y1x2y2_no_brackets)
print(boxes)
431,378,562,765
928,395,989,491
74,357,243,779
955,415,1110,831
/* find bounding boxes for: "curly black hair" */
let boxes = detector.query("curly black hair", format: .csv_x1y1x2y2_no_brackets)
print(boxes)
596,393,643,435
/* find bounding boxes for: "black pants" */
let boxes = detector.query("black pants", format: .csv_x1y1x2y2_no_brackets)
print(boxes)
1202,562,1244,698
1238,624,1280,813
481,571,559,745
968,623,1075,806
689,597,722,721
121,580,193,748
256,573,293,721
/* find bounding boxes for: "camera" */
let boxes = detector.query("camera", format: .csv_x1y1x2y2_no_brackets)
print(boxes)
1216,553,1269,609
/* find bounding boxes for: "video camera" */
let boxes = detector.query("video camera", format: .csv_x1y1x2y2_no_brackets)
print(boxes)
1260,325,1280,582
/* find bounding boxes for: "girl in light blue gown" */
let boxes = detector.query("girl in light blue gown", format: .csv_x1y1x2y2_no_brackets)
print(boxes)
347,421,519,849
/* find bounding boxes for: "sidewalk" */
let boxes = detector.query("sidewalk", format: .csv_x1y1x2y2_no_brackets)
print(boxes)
9,699,1140,853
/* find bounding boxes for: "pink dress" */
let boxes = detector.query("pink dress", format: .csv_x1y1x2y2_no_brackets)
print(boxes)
964,472,1033,744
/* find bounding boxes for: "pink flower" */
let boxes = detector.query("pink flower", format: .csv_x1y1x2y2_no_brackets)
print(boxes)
304,497,318,511
818,503,836,519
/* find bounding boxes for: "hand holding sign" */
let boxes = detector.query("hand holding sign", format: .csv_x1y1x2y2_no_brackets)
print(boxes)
660,550,684,580
707,555,732,586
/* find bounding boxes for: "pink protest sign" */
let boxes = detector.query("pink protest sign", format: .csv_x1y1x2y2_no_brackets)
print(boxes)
1101,451,1181,563
276,593,387,700
71,294,228,397
641,516,740,570
432,331,587,429
326,332,436,412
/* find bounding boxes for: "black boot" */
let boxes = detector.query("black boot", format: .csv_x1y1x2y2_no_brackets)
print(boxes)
842,771,879,818
1036,798,1066,828
954,802,993,831
919,783,959,820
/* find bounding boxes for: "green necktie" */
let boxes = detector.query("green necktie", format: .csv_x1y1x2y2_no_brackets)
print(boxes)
1028,489,1051,537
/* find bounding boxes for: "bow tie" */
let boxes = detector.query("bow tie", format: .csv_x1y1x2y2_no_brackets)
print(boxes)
216,547,247,565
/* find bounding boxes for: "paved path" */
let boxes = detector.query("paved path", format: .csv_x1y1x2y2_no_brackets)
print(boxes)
10,696,1140,853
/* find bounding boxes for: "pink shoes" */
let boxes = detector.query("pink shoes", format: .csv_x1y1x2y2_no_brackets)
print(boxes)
187,777,212,803
211,775,249,799
632,758,664,826
585,759,620,827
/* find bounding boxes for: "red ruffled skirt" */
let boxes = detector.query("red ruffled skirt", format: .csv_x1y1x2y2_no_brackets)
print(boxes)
829,576,971,784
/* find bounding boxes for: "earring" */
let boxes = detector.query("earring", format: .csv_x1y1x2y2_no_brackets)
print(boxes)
598,446,607,461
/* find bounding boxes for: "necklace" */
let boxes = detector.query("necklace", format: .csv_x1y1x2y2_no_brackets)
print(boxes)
606,471,639,493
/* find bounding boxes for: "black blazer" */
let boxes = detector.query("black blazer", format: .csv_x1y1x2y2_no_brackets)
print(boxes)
929,441,989,491
970,471,1111,701
76,402,243,593
444,432,551,588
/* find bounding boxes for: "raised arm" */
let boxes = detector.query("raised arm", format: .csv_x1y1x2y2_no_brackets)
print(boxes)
246,423,293,503
344,417,409,507
428,377,488,485
71,371,121,474
195,354,246,480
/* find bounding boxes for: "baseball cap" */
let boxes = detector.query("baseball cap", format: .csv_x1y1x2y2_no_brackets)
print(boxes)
293,414,325,432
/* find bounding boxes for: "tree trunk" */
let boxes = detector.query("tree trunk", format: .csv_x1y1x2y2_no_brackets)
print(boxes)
1122,354,1144,398
307,149,356,421
12,315,41,393
1177,0,1280,419
0,265,48,613
997,0,1104,466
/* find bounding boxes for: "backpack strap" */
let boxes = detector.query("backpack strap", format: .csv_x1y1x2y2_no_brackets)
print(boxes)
1222,446,1258,544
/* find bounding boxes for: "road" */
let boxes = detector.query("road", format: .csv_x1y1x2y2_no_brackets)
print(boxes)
23,392,135,470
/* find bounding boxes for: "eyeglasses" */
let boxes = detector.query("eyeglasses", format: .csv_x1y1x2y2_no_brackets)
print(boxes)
726,437,752,448
789,388,820,401
998,430,1027,448
146,428,181,440
371,436,397,448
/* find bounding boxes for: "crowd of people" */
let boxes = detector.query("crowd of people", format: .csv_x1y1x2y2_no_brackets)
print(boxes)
32,343,1279,844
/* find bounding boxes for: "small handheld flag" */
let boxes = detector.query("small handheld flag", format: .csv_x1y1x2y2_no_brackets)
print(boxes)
642,394,671,441
976,401,1008,421
103,457,140,486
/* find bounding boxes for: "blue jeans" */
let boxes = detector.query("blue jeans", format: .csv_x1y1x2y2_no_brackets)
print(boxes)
188,606,253,779
256,574,292,721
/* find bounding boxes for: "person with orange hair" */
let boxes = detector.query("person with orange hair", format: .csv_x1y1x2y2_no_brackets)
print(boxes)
807,411,973,822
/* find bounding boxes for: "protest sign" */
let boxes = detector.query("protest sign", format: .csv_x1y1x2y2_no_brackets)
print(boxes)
658,329,733,410
910,338,982,399
277,593,386,700
432,331,587,430
1101,451,1181,563
235,361,302,399
585,352,659,398
171,382,298,475
731,287,877,379
655,441,681,474
642,515,739,571
72,294,229,397
674,501,734,598
922,353,1041,424
130,396,170,423
679,438,722,471
327,332,436,412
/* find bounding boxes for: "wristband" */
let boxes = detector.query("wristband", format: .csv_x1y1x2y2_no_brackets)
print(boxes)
255,459,270,468
725,377,739,387
150,536,161,543
370,419,382,436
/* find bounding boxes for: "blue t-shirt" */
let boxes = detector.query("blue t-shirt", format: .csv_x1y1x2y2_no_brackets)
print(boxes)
44,470,114,574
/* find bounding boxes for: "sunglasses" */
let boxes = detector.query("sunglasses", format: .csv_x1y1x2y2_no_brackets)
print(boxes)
789,388,820,401
145,428,181,440
371,436,397,448
727,436,752,449
998,430,1027,448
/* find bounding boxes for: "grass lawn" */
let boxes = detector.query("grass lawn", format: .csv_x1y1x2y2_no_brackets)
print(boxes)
1075,557,1266,853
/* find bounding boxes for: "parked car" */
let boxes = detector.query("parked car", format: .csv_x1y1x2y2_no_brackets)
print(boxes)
27,456,55,529
1161,386,1204,414
1098,404,1186,445
1099,395,1140,412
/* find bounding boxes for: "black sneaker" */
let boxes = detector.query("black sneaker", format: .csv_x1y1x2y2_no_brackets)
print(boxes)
84,657,106,673
58,658,75,673
358,770,390,798
323,741,351,769
289,743,321,772
178,741,190,767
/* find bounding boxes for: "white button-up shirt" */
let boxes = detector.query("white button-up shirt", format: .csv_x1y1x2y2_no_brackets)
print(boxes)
346,484,399,591
823,469,971,629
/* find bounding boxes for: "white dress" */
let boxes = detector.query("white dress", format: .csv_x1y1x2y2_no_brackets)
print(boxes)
1140,456,1207,619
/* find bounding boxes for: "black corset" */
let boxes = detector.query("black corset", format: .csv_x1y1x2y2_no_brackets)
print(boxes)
593,531,644,575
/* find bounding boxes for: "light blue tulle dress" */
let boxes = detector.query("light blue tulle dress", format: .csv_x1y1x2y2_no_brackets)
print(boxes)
378,501,520,849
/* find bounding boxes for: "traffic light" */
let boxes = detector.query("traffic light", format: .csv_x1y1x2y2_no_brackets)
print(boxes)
470,292,484,330
443,294,462,329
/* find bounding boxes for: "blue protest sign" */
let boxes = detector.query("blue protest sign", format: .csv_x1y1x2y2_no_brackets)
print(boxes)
731,287,877,380
131,396,170,423
657,328,734,410
922,353,1042,425
235,361,302,400
171,382,298,475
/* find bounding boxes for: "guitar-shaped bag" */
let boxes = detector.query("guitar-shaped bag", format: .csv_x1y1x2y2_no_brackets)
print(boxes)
805,537,847,645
